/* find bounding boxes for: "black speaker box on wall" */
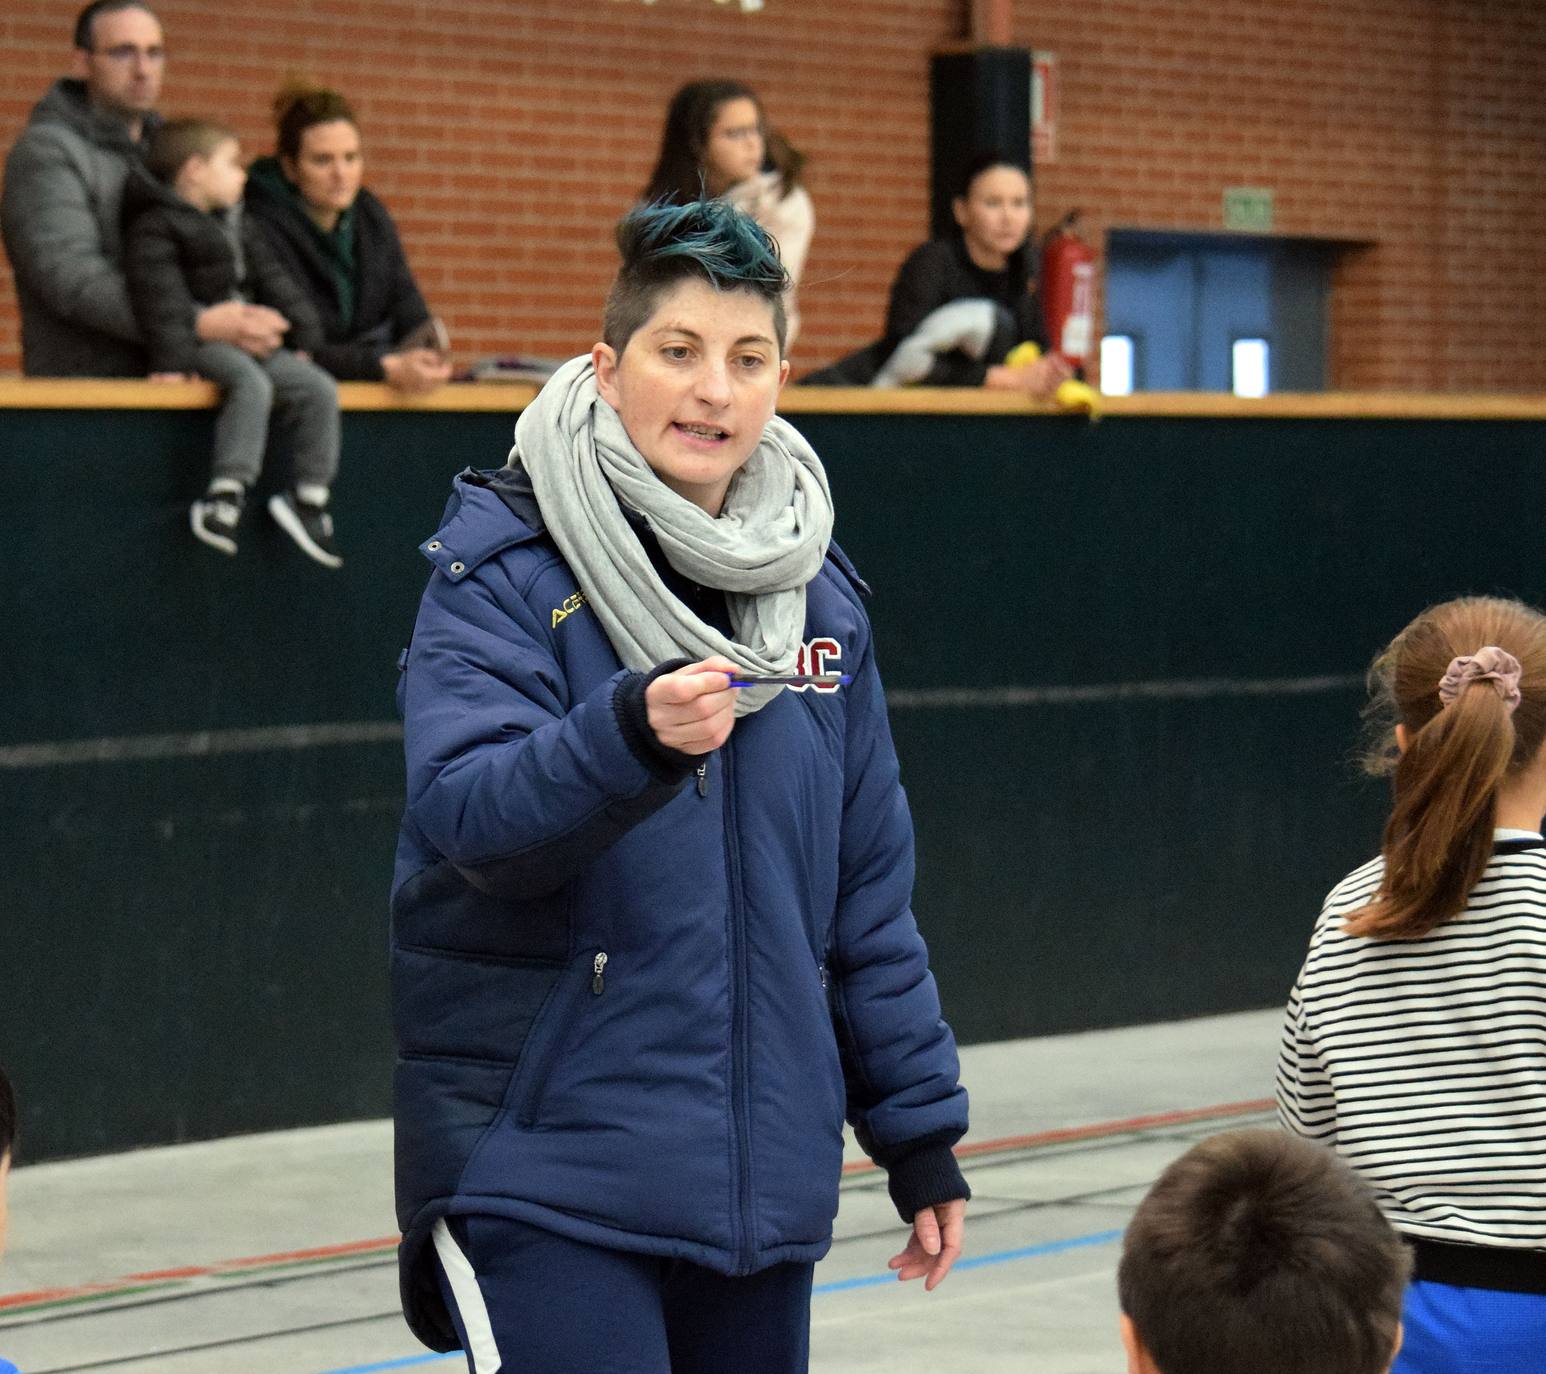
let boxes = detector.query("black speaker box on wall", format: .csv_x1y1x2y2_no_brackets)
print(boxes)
928,47,1032,238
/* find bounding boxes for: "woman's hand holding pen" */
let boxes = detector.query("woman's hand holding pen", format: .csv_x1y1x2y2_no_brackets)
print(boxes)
645,656,741,755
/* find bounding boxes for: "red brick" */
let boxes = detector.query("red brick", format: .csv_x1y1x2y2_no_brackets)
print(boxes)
0,0,1541,386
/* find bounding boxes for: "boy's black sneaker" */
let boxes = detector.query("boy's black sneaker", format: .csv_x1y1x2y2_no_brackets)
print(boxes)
190,490,245,556
268,490,343,569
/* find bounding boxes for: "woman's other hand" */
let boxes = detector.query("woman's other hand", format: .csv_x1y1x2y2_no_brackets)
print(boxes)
381,348,453,393
888,1197,966,1291
646,656,741,755
985,352,1075,399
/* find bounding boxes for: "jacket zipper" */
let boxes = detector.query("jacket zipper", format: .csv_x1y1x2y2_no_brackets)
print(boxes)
721,741,754,1274
696,761,709,797
517,948,607,1128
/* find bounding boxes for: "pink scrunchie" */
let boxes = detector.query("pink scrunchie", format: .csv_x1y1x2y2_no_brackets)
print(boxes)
1437,645,1523,714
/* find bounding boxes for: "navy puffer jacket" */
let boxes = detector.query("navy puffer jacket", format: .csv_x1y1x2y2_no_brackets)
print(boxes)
391,468,969,1349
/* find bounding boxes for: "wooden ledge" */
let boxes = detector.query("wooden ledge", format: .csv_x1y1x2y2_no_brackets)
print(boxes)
784,389,1546,419
2,377,1545,422
0,378,542,411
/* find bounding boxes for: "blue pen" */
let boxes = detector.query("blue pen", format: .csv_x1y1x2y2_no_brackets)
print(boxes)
727,673,852,688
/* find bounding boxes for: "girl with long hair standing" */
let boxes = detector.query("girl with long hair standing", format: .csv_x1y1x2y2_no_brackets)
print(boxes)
643,80,813,346
1278,595,1546,1371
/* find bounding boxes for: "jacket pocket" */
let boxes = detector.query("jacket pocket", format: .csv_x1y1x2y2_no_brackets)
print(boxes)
824,958,874,1107
515,947,609,1128
394,946,564,1064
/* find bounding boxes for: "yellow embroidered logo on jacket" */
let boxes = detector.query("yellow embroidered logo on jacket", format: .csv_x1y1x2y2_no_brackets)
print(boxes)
552,590,588,628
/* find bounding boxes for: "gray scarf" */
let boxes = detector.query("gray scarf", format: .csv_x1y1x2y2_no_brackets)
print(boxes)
511,356,834,716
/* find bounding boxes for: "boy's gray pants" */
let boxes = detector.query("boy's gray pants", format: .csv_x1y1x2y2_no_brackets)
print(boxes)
194,343,340,491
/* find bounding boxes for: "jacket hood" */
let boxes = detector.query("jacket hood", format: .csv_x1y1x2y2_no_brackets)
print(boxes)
474,464,544,533
119,166,242,235
244,156,297,210
245,154,387,227
30,78,157,154
418,469,546,585
119,165,186,219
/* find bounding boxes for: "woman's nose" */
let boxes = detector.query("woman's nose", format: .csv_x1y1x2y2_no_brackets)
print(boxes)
694,361,733,406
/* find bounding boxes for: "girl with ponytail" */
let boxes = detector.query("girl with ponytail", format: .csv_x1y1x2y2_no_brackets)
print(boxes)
1277,596,1546,1372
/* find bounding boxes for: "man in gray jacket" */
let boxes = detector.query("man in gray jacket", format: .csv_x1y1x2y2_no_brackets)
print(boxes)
1,1,283,376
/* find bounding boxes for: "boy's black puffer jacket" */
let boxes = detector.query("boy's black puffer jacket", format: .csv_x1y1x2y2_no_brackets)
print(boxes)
121,171,322,373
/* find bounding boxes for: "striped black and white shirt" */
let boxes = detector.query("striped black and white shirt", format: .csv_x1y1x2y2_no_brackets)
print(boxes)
1277,833,1546,1252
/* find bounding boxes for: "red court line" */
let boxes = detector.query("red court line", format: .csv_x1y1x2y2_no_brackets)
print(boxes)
123,1234,402,1281
0,1237,400,1312
0,1281,143,1311
839,1097,1275,1174
0,1098,1274,1314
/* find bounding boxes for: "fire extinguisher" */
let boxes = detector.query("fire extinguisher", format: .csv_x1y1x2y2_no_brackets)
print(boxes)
1039,211,1098,369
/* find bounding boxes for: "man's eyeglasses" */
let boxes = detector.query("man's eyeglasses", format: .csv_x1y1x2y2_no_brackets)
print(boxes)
91,44,166,63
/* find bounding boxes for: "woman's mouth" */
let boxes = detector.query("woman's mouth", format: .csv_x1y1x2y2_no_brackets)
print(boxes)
673,422,730,446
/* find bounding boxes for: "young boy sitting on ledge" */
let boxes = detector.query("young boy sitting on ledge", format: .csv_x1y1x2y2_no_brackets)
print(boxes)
124,118,343,567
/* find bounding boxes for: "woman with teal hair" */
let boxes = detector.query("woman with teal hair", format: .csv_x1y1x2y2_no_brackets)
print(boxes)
389,199,970,1372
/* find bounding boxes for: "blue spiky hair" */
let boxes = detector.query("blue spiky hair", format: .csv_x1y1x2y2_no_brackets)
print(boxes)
603,198,791,355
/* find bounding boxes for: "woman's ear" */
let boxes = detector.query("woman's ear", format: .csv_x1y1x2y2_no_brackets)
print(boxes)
1395,723,1410,756
951,196,968,231
592,341,620,408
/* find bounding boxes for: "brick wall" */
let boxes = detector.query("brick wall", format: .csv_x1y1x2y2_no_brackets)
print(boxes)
1,0,1541,389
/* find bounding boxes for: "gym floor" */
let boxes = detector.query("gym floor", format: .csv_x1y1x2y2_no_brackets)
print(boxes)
0,1009,1282,1374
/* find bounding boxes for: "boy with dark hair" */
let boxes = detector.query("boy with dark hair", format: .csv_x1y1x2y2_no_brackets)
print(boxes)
1118,1129,1409,1374
124,118,343,566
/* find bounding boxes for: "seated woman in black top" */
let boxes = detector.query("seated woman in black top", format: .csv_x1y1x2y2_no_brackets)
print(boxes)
804,156,1070,396
244,84,450,394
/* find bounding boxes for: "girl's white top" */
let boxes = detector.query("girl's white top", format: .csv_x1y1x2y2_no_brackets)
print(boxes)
1277,834,1546,1251
723,170,814,347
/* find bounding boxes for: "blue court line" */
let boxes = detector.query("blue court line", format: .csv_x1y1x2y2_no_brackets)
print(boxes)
810,1226,1123,1294
314,1356,458,1374
310,1227,1124,1374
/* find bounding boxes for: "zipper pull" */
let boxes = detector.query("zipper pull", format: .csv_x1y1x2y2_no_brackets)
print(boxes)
696,761,709,797
818,961,829,991
592,951,608,995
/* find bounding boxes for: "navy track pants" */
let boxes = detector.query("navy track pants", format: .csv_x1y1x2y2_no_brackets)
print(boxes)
433,1215,816,1374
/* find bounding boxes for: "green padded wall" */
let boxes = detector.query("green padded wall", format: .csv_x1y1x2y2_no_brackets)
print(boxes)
2,403,1541,1159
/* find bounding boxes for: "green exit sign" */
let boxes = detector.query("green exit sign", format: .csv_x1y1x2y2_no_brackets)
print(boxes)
1223,186,1274,232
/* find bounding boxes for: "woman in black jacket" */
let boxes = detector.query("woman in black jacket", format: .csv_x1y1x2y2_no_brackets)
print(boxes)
244,84,449,393
804,155,1071,394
